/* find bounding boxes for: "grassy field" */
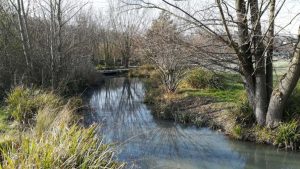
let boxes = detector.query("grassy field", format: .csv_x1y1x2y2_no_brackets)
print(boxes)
273,59,289,76
178,72,245,102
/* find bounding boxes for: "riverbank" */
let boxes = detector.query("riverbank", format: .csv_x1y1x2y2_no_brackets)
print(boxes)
0,87,124,168
137,67,300,150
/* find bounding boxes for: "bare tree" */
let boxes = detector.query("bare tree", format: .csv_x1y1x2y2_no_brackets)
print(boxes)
123,0,300,127
9,0,33,78
145,12,190,92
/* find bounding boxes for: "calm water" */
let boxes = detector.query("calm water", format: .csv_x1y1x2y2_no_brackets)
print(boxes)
87,77,300,169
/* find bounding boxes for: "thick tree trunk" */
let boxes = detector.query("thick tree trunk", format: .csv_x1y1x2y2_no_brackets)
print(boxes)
250,0,268,125
266,28,300,128
255,68,268,125
235,0,256,109
266,0,275,101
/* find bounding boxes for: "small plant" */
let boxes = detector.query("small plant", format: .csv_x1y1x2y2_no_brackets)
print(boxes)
185,68,224,89
275,120,300,150
232,124,243,139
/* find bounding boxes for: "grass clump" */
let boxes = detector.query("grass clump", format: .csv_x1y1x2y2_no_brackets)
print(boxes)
252,126,274,144
0,124,124,169
5,87,62,126
232,124,243,139
184,68,225,89
0,87,124,168
274,120,300,150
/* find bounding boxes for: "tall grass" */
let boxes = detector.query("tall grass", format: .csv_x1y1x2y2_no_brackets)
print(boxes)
275,120,300,150
0,87,125,168
0,124,124,169
5,87,62,125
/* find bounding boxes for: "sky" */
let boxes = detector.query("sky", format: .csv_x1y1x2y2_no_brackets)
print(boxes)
90,0,300,35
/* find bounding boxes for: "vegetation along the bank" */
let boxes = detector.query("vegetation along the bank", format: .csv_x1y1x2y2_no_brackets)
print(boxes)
138,66,300,150
0,87,124,168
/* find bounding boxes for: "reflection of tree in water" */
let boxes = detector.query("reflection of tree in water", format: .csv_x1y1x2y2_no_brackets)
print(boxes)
89,77,245,169
89,77,153,142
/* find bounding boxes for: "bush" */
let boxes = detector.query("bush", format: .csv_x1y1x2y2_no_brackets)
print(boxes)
0,124,124,169
275,120,300,150
185,69,225,89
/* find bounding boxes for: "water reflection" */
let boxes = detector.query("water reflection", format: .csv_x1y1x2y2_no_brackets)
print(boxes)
88,77,300,169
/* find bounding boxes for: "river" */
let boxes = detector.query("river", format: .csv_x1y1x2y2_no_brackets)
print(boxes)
86,77,300,169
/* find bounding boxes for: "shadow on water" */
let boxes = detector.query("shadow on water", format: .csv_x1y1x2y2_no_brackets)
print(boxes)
86,77,300,169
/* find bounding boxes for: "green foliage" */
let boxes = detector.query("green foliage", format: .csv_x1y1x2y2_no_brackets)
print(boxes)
185,68,225,89
179,87,244,102
0,124,124,169
5,87,62,125
275,120,300,149
232,124,243,139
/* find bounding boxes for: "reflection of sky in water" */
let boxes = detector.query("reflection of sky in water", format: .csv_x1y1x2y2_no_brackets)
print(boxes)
89,77,300,169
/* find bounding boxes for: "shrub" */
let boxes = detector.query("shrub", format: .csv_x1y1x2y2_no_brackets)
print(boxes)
0,124,125,169
185,69,225,89
275,120,300,150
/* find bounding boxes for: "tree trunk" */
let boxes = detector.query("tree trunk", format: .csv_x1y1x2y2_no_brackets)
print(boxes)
266,0,275,101
235,0,256,109
250,0,268,125
15,0,32,74
266,28,300,128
